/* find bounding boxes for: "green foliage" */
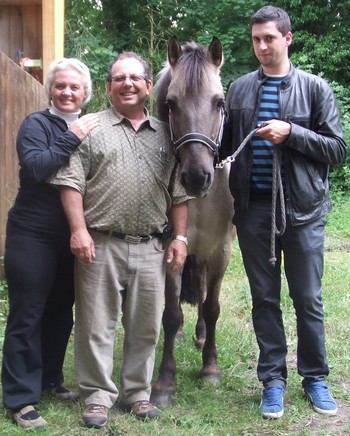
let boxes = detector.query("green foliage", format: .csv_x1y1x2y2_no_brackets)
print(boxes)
64,0,117,111
328,196,350,238
277,0,350,87
327,81,350,195
161,0,267,90
0,257,8,350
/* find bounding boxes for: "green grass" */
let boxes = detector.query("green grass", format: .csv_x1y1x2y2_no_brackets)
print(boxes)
0,197,350,435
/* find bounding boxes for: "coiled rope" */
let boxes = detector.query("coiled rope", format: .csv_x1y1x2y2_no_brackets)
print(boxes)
216,129,286,266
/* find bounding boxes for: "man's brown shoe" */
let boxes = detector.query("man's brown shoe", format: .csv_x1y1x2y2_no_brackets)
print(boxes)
82,404,109,428
120,400,161,420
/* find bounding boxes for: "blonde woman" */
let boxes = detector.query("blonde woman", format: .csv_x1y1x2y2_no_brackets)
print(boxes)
2,58,99,429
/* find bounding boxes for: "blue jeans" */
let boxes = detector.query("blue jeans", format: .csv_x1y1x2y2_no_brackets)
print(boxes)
234,199,329,387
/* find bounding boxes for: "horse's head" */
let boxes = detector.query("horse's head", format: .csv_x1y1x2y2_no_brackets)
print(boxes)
156,36,224,197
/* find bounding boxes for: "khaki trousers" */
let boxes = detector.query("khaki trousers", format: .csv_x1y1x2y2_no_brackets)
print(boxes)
74,230,166,408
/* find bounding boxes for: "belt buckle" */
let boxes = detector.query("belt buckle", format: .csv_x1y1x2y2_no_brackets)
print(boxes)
124,234,143,244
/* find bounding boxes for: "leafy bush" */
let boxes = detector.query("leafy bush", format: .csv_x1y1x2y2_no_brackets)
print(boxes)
0,257,8,349
329,81,350,195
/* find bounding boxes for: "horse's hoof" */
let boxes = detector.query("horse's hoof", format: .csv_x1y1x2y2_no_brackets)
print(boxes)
202,373,221,386
150,391,175,407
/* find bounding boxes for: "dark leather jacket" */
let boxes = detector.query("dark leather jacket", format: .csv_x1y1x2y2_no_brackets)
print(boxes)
221,63,347,226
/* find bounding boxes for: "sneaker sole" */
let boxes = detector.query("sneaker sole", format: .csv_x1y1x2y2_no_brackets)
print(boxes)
313,405,338,416
261,409,284,419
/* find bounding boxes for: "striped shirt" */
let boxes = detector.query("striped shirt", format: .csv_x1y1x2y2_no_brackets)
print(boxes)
250,77,283,193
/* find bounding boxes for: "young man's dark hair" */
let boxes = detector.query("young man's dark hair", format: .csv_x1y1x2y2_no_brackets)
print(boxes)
250,5,291,36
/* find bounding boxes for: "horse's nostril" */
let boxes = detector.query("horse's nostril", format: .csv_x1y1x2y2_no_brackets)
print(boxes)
181,170,212,197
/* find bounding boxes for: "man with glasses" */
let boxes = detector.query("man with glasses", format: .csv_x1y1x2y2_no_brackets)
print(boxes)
51,52,191,428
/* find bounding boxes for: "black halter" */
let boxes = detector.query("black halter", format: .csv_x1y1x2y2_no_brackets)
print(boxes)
168,107,225,163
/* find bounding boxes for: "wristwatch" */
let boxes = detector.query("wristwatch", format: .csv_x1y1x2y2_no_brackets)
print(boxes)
174,235,188,246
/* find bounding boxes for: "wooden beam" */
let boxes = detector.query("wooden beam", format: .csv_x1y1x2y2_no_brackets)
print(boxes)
42,0,64,79
0,1,41,5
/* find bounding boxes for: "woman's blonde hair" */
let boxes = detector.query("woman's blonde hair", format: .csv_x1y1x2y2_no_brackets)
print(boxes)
45,58,92,107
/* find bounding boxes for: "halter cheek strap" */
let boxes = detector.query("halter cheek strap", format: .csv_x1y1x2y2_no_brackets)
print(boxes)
168,107,225,163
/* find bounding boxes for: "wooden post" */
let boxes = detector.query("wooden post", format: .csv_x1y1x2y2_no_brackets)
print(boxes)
42,0,65,79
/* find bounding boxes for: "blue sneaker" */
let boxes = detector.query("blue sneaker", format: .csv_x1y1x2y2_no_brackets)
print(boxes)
304,381,337,415
260,386,285,419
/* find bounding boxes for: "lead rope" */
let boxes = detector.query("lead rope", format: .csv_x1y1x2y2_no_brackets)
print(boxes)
269,145,286,266
216,129,286,266
215,128,258,170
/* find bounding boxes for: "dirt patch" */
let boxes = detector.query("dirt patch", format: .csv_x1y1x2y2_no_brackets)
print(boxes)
325,242,350,252
293,405,350,435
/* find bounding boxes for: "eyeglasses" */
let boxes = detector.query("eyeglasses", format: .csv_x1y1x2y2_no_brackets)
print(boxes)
111,74,146,83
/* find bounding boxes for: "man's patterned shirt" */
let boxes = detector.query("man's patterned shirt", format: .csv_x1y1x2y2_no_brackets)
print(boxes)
51,108,190,235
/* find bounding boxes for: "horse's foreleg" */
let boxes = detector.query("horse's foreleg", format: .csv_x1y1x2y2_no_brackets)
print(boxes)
199,280,221,384
200,239,233,384
151,270,182,407
192,262,221,383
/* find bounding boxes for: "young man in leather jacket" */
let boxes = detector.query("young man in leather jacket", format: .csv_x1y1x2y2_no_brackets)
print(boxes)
221,5,347,419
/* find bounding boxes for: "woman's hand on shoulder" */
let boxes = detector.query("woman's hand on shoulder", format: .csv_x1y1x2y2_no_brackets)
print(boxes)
69,113,99,141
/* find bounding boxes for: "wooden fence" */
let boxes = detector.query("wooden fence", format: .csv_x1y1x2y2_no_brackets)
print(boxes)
0,51,46,278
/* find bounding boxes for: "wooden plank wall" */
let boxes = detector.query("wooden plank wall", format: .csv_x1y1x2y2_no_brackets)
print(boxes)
0,51,46,277
0,3,42,66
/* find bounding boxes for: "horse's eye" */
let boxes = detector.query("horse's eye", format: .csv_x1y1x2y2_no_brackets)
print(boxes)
216,99,225,110
166,99,176,111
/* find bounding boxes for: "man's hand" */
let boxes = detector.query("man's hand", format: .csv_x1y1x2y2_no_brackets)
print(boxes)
166,240,187,272
256,119,291,144
70,228,95,263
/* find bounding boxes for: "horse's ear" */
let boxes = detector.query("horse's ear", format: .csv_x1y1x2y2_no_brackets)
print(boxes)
209,36,224,68
168,35,182,67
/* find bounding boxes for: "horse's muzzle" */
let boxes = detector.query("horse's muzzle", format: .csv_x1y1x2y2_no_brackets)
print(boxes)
181,168,213,197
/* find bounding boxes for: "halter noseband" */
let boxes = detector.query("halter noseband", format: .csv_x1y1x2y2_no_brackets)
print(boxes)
168,107,225,163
